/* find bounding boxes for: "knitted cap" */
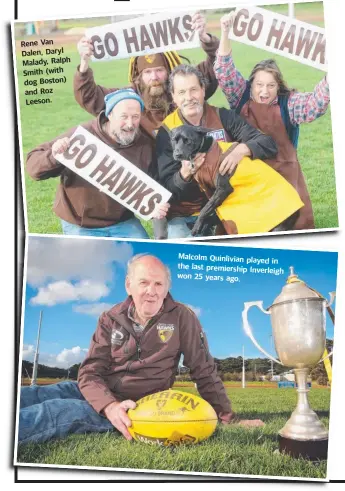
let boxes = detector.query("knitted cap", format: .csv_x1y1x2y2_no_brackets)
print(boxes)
104,88,145,117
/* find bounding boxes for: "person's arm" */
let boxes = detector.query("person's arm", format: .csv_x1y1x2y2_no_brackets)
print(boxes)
179,305,233,421
78,312,137,440
156,126,202,198
73,36,118,116
191,13,220,101
74,66,118,116
217,108,278,175
26,129,77,181
220,107,277,160
78,312,124,413
288,75,330,125
214,13,247,108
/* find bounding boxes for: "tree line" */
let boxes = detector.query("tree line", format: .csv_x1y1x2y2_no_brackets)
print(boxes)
21,339,333,386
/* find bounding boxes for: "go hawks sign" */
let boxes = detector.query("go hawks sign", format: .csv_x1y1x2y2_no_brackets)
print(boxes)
231,6,327,71
86,11,200,62
55,126,171,220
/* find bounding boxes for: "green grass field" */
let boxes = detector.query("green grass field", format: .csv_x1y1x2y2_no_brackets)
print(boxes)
17,385,330,478
15,2,338,236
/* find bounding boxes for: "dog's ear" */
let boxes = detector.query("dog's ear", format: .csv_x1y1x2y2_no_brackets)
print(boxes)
170,127,180,141
193,126,215,152
199,135,214,153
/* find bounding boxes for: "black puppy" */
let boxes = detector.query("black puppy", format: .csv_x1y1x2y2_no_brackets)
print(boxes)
171,125,234,236
152,125,298,239
152,126,224,239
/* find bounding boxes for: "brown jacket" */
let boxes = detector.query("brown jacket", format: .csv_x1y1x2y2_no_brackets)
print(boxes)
26,113,156,228
78,294,232,421
73,36,220,139
240,101,315,230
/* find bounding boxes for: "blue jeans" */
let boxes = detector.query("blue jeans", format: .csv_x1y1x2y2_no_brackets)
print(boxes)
167,216,198,239
18,381,113,444
61,218,149,238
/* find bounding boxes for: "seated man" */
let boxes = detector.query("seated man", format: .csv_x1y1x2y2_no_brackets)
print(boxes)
18,254,266,445
74,13,220,139
26,89,168,238
156,64,278,238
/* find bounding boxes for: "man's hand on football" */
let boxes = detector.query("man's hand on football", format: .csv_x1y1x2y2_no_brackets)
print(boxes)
103,400,136,440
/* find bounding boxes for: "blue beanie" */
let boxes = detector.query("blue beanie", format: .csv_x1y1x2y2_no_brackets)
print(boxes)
104,88,145,117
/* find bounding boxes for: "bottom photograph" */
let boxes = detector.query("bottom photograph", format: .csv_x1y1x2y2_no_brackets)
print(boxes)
15,236,338,481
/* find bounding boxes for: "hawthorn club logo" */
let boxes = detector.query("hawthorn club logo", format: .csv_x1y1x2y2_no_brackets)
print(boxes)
156,400,167,409
157,323,175,343
144,54,156,64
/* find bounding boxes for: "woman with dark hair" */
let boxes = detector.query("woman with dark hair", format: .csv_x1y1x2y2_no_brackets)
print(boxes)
214,13,330,230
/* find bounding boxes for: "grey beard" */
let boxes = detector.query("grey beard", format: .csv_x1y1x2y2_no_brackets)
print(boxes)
113,127,140,146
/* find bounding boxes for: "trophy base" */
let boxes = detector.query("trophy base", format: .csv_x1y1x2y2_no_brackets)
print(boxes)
278,435,328,461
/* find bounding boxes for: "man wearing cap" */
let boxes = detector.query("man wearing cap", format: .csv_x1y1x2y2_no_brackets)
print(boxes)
26,89,168,238
74,13,220,139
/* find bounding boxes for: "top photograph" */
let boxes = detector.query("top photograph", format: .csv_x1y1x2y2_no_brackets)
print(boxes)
12,1,338,240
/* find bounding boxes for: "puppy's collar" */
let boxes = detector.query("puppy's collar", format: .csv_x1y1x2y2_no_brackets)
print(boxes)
191,135,205,171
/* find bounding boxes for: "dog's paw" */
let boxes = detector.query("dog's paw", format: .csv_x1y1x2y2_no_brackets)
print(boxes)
191,222,203,236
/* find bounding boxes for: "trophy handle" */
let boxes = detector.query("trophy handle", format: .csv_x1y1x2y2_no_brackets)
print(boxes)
242,301,284,365
319,291,336,363
325,291,336,308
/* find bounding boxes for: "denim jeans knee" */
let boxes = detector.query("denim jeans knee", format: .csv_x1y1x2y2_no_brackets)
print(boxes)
167,216,198,239
61,218,149,239
20,381,83,409
19,397,114,444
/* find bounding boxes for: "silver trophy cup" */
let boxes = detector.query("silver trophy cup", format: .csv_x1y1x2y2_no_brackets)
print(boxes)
242,267,335,460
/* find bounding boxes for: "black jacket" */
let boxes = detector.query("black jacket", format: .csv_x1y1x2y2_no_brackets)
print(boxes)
156,106,278,201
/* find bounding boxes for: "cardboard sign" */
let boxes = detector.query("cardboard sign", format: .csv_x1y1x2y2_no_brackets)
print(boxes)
55,126,172,220
85,11,200,62
231,6,327,71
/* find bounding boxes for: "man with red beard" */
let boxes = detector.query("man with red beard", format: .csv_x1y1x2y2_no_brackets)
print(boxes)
73,13,220,139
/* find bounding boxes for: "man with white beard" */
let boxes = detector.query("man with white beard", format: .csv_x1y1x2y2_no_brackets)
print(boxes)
26,89,168,238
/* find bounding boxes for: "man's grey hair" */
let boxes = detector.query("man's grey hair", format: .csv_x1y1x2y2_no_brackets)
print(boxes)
168,64,208,94
126,253,172,288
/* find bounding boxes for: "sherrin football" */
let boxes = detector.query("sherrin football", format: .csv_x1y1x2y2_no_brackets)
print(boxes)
127,389,218,446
